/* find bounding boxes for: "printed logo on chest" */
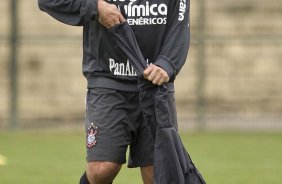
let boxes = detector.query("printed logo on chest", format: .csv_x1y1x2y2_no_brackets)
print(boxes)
108,0,168,25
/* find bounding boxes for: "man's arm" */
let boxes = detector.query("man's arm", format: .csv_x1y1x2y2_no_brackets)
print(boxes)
144,0,190,85
38,0,98,26
38,0,125,27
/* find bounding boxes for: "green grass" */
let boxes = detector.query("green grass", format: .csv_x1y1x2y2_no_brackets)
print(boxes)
0,130,282,184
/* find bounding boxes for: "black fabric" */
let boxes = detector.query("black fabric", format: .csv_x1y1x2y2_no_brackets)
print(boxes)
85,88,154,166
38,0,98,26
38,0,190,91
110,22,206,184
109,23,147,76
79,172,90,184
79,171,113,184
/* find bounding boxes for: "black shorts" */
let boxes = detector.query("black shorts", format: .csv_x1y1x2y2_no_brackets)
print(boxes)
85,87,178,167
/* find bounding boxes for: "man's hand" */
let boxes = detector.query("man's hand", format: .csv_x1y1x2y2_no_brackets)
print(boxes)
98,0,126,29
143,64,169,86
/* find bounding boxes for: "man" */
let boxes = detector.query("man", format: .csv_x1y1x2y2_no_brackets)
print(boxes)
38,0,190,184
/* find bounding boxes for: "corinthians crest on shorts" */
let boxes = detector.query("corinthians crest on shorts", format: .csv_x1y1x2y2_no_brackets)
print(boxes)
87,123,98,148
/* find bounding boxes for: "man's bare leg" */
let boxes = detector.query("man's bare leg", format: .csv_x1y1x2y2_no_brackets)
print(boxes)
140,165,153,184
86,161,121,184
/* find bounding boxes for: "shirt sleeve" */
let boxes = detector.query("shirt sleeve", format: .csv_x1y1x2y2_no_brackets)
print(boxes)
38,0,98,26
154,0,190,81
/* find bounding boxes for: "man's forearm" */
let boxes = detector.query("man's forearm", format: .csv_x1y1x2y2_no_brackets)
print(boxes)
38,0,98,26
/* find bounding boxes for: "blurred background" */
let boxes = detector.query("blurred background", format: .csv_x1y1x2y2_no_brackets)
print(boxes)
1,0,282,184
1,0,282,131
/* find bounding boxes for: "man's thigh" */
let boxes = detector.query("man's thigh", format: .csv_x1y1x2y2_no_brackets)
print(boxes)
85,88,140,164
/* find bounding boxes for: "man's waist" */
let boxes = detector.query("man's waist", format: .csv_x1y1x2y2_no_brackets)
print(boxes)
86,76,174,92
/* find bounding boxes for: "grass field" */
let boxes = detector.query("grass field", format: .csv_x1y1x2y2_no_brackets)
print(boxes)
0,130,282,184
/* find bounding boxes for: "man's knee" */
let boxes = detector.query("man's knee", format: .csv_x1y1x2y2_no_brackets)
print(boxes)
86,161,121,184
